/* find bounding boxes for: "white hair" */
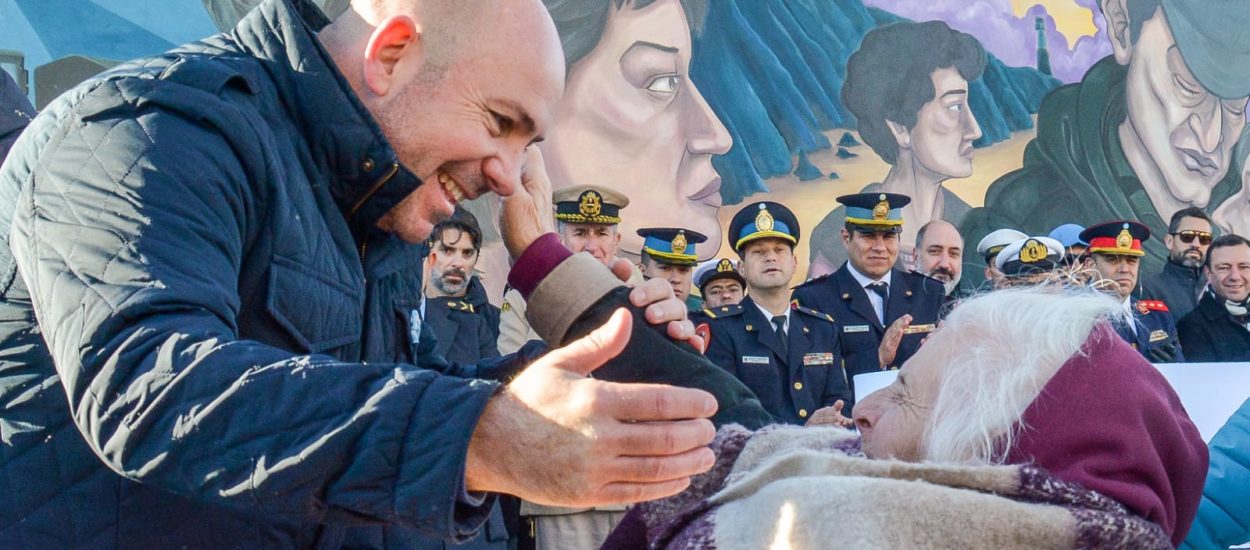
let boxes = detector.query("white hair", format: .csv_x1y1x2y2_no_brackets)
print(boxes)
920,285,1128,464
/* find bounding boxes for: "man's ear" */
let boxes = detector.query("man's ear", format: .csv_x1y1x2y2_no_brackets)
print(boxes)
363,15,421,96
1163,233,1175,249
841,228,852,247
1082,256,1096,269
885,119,911,150
1101,0,1133,65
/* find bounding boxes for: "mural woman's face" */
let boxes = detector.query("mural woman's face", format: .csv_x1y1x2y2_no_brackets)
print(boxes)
539,0,732,260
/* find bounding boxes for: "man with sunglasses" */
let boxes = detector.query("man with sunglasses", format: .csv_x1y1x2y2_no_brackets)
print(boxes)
1143,208,1215,320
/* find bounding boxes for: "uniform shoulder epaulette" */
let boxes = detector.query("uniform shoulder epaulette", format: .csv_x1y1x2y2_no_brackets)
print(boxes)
701,303,744,319
790,302,834,323
794,272,831,289
446,300,475,313
1137,299,1170,314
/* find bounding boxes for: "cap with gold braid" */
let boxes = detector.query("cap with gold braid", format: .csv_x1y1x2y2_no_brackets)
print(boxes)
728,201,801,252
637,227,708,266
838,192,911,232
995,236,1065,276
553,185,630,225
694,257,746,293
1079,220,1151,258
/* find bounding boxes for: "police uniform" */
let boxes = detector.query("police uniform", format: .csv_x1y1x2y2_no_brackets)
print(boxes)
690,258,745,324
702,202,849,424
1080,221,1185,362
792,193,944,410
424,277,500,364
497,185,630,355
702,299,848,425
638,227,707,314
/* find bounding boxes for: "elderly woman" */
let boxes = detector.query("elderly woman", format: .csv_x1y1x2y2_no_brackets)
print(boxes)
604,286,1208,549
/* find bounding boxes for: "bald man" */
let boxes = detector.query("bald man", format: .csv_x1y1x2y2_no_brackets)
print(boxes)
0,0,737,547
915,219,964,298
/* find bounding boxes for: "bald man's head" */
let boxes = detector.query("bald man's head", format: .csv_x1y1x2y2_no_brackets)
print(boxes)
916,219,963,294
322,0,566,243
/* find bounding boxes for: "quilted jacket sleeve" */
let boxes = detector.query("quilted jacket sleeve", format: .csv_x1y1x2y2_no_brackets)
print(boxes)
9,106,495,540
1181,397,1250,550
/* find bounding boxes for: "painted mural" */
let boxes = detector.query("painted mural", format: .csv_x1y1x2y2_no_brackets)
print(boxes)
4,0,1249,302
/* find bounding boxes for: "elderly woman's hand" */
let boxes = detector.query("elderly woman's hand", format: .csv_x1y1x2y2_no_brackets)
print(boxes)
806,400,854,428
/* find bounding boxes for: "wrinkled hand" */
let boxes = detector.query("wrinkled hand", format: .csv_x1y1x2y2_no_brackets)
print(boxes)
878,314,911,369
465,309,718,506
1147,342,1178,363
500,147,555,259
806,400,854,428
619,268,705,353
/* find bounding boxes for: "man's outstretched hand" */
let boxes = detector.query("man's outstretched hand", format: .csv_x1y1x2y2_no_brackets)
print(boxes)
465,308,718,506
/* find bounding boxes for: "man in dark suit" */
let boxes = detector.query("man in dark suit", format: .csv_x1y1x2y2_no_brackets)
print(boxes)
1080,220,1184,362
423,210,501,365
703,202,851,425
793,193,945,410
1177,234,1250,362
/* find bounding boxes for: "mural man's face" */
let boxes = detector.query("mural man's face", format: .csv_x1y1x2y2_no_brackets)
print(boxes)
559,222,621,266
843,228,900,280
905,67,982,179
1122,9,1248,207
702,279,744,308
540,0,732,260
641,259,694,301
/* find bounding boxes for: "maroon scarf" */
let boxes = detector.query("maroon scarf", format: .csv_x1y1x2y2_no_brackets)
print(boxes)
1006,322,1208,546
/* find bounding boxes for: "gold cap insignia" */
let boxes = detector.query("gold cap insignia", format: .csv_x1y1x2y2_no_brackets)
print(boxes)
716,258,734,272
755,205,775,232
579,190,602,218
1020,239,1048,263
1116,227,1133,250
672,231,688,255
872,199,890,221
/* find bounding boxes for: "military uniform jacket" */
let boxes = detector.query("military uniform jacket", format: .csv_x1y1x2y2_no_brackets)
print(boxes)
1177,292,1250,362
1114,298,1185,362
426,278,501,365
702,297,849,425
792,264,945,409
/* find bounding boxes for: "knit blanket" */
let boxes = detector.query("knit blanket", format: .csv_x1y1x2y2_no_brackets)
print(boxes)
602,425,1171,550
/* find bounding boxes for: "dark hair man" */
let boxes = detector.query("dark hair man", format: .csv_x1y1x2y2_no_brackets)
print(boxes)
793,193,946,411
1080,221,1184,362
0,0,750,546
423,210,500,364
1177,234,1250,361
1142,207,1215,319
703,202,851,425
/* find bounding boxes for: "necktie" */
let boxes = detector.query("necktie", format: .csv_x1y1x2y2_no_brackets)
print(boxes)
771,315,788,355
867,281,889,300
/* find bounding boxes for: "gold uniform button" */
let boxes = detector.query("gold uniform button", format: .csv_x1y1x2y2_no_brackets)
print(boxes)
793,382,803,390
799,409,809,418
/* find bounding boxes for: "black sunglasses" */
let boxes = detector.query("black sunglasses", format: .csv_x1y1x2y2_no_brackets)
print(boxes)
1172,230,1213,245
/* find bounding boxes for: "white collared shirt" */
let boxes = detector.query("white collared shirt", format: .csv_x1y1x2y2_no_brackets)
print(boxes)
754,301,791,336
847,264,893,325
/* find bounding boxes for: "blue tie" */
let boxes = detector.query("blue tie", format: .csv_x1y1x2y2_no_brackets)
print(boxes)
867,281,889,300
